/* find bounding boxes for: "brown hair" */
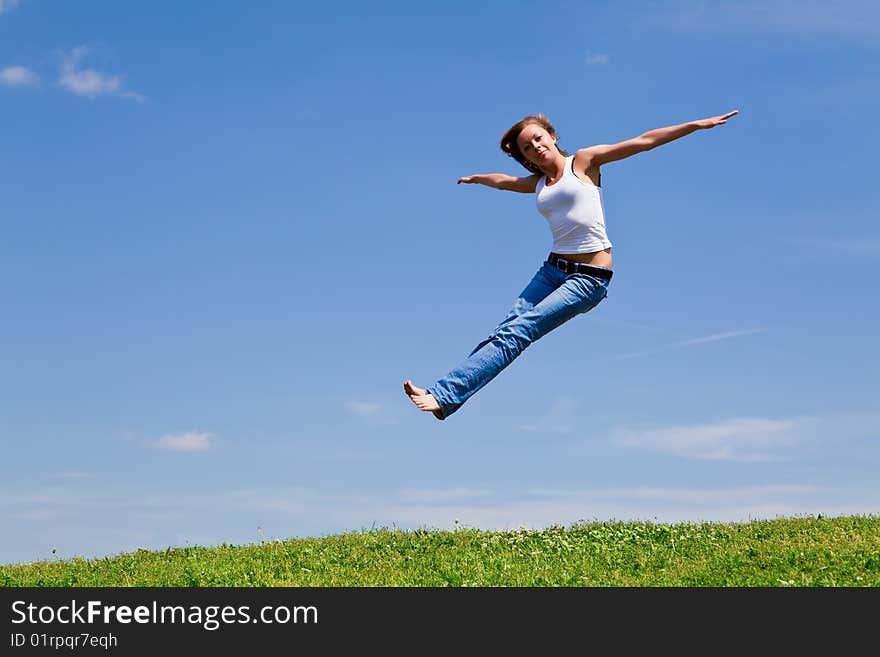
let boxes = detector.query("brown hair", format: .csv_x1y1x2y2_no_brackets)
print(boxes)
500,114,569,174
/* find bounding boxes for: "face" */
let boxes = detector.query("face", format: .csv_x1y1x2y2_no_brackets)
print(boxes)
516,123,558,167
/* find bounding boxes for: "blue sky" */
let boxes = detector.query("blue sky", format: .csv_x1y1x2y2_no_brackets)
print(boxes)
2,0,878,565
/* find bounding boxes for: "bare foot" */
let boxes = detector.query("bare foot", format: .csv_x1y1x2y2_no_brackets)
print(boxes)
404,380,444,420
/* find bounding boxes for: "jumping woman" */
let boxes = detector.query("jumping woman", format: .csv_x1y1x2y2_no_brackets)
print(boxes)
405,110,739,420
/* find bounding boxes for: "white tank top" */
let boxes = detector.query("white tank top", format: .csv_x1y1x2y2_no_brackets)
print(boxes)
535,155,612,254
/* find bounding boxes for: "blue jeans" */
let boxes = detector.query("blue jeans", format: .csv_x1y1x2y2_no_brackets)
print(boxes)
426,259,611,419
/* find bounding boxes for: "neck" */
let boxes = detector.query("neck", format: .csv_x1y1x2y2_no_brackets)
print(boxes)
539,152,567,179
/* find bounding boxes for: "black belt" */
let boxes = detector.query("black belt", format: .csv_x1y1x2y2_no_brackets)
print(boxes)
548,253,613,281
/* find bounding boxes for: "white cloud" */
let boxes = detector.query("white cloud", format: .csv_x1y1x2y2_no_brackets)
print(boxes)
0,65,37,86
586,53,609,65
828,238,880,256
398,487,490,503
529,484,820,504
616,327,767,359
517,395,578,434
788,232,880,257
610,417,803,461
58,46,143,102
0,0,21,15
677,328,768,347
154,430,214,452
4,476,879,563
636,0,880,38
345,400,398,426
380,483,880,532
62,67,121,96
120,90,146,103
51,472,92,480
346,401,381,417
800,77,880,112
607,412,880,461
591,317,669,333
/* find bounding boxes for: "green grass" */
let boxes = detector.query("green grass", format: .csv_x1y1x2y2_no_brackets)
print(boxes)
3,514,879,586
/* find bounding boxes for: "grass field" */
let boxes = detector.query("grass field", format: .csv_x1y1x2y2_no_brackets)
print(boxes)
2,514,878,586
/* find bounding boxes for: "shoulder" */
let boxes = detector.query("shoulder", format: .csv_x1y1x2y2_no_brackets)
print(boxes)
510,172,542,194
573,147,602,168
570,148,603,186
526,172,542,191
572,147,605,176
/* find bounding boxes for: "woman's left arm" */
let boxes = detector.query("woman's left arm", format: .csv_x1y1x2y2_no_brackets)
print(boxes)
578,110,738,167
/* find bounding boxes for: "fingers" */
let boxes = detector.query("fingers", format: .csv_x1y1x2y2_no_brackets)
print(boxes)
704,109,739,128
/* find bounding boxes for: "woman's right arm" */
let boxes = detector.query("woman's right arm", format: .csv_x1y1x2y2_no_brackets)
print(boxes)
457,173,540,193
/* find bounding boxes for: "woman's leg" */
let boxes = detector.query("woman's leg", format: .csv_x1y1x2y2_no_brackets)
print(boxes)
426,264,609,419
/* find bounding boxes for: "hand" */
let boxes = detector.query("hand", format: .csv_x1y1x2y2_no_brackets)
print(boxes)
457,175,478,184
695,110,738,129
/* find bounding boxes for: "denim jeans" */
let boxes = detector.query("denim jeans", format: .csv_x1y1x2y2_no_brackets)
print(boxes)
426,259,611,419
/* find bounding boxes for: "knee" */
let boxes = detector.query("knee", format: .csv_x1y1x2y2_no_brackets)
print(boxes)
496,318,539,349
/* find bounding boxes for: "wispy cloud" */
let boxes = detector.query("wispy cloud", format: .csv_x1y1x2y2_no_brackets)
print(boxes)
0,0,21,15
399,487,490,504
610,417,803,461
346,401,381,417
616,327,767,359
786,234,880,258
798,77,880,115
586,53,609,66
58,46,144,102
380,483,880,533
345,400,398,426
607,411,880,462
591,317,670,333
517,395,578,434
635,0,880,38
154,430,214,452
4,476,879,563
828,238,880,257
528,484,820,504
0,65,37,86
677,328,768,347
51,472,92,480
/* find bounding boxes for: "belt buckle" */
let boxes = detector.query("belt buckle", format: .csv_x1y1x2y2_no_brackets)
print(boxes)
557,258,569,273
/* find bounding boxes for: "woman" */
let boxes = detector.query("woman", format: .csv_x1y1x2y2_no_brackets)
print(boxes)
405,110,738,420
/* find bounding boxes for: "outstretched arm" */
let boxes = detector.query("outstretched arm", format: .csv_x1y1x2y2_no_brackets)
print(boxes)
579,110,738,167
457,172,540,193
